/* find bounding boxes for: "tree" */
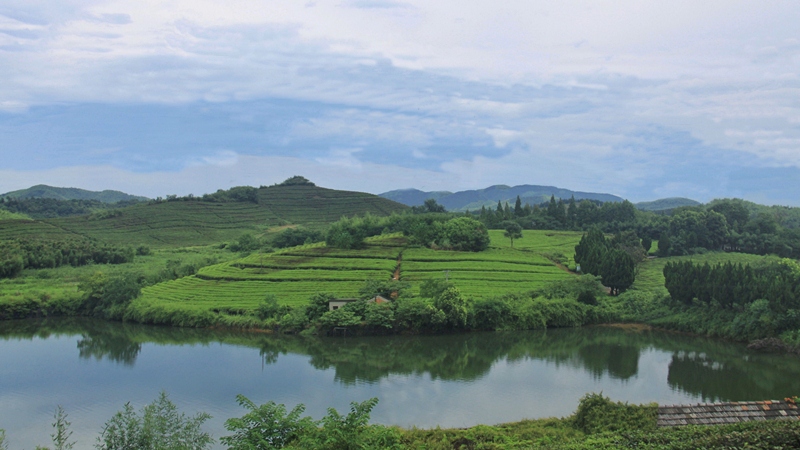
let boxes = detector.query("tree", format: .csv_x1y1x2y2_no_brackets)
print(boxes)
433,286,468,329
279,176,315,186
97,392,213,450
501,221,523,248
272,227,323,248
222,395,313,450
513,195,523,217
567,196,577,227
422,198,446,213
708,198,750,233
600,249,635,295
419,279,454,299
439,217,490,252
574,228,608,275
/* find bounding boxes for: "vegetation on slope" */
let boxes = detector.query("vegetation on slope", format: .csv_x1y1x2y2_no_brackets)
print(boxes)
0,183,408,248
0,184,149,202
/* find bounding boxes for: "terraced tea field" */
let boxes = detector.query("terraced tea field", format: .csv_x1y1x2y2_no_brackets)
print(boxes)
136,231,584,314
0,184,408,247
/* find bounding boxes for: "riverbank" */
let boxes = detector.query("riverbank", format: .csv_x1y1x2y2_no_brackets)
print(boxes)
7,391,800,450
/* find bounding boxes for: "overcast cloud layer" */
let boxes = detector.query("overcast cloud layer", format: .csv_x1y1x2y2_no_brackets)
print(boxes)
1,1,800,205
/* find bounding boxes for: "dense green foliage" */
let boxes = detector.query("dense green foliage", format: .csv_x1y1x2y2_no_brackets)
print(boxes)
272,227,324,248
324,213,490,252
199,186,258,203
573,229,636,295
97,392,213,450
0,238,134,278
12,390,800,449
476,195,800,261
0,197,142,219
277,176,315,187
662,258,800,341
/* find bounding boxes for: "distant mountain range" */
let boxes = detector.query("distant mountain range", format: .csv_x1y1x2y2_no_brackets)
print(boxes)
0,184,149,203
2,182,703,214
634,197,701,212
380,185,625,212
380,185,704,213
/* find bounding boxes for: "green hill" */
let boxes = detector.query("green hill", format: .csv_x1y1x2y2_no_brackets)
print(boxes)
0,184,408,247
1,184,149,203
635,197,701,212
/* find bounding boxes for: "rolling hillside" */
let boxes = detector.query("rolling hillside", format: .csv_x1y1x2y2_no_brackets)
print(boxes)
0,184,408,247
1,184,149,203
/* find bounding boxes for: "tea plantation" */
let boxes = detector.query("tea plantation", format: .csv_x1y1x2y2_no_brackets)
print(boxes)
134,231,582,314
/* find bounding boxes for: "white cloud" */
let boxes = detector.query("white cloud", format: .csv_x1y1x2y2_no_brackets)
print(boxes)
2,0,800,204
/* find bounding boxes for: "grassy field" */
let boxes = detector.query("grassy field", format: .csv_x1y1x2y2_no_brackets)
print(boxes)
0,184,408,248
133,231,585,314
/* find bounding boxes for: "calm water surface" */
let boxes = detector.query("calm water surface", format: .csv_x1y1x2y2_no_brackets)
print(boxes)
1,318,799,449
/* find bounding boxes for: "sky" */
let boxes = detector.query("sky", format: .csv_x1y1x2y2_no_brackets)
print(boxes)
1,1,800,205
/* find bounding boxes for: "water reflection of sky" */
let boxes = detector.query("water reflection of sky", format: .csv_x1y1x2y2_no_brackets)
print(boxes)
1,329,799,450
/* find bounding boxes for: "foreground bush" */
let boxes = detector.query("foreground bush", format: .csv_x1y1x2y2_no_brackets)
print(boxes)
9,392,800,449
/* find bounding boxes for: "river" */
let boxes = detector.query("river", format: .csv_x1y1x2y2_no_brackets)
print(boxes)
1,318,799,449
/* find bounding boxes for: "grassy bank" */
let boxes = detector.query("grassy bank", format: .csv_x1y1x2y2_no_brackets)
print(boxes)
10,391,800,450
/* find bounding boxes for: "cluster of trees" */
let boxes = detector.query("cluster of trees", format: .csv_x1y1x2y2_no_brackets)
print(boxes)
275,175,315,187
573,229,641,295
0,197,140,219
0,239,135,279
477,195,637,232
473,195,800,260
656,199,800,258
272,227,324,248
664,259,800,311
147,186,260,204
325,213,490,252
255,276,607,335
663,258,800,340
200,186,258,203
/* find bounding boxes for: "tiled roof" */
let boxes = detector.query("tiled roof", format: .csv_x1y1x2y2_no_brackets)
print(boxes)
658,400,800,427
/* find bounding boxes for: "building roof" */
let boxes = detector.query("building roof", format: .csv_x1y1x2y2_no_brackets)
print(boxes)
657,400,800,427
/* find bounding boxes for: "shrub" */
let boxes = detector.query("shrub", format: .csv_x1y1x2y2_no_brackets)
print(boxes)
97,391,213,450
222,395,314,449
572,393,657,435
298,398,383,450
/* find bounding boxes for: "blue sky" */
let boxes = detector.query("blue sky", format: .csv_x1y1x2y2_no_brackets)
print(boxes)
1,1,800,205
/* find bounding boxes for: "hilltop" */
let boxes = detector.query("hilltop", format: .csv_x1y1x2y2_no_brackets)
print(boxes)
381,184,623,211
1,184,149,203
0,183,408,247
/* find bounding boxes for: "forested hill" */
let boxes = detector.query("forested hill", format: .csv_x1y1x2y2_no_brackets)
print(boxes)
380,184,623,211
0,183,408,248
634,197,701,212
1,184,149,203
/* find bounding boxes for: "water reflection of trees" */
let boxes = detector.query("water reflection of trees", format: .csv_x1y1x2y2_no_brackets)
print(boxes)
3,318,800,401
667,349,800,402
